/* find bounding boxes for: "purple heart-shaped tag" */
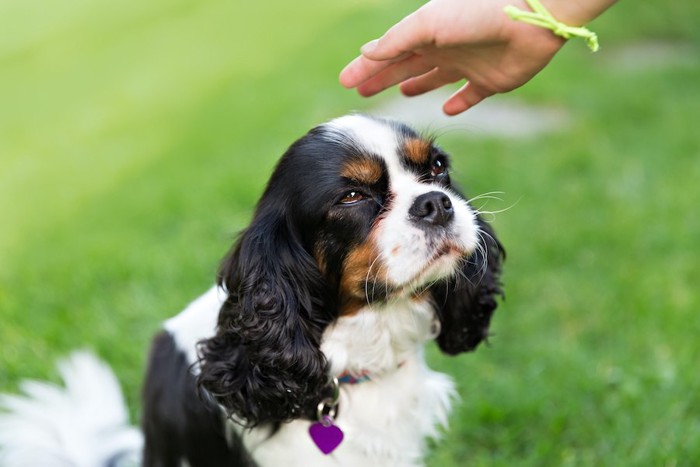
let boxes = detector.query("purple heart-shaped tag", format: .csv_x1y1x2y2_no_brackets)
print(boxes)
309,416,344,455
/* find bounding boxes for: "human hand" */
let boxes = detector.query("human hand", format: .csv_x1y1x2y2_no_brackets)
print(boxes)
340,0,603,115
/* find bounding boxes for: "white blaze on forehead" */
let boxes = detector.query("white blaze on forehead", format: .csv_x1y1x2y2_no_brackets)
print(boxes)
326,115,422,191
326,115,401,169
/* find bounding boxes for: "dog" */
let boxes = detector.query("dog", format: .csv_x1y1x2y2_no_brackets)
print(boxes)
0,114,504,467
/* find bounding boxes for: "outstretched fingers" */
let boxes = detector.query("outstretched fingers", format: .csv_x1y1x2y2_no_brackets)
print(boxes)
356,56,437,97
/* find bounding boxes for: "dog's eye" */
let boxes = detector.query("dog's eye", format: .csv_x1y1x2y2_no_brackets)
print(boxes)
339,191,366,205
431,156,448,178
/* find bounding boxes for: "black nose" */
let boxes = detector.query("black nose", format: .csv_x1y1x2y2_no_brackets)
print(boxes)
409,191,454,227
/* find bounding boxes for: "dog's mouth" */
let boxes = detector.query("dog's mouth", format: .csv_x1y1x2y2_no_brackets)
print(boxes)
392,240,468,296
428,241,464,264
343,235,472,306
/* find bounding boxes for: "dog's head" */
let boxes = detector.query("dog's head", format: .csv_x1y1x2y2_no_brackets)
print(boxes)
198,115,504,425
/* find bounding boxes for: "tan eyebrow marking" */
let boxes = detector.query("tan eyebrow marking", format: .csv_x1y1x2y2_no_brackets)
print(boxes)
340,158,383,185
403,138,432,165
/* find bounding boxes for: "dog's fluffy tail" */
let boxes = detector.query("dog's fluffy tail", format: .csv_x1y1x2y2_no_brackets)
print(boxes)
0,352,142,467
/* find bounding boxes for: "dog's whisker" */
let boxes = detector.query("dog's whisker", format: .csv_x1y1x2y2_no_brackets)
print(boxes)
468,191,506,203
472,196,521,222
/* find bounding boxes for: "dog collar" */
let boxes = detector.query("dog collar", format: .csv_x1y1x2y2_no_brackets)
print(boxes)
337,361,405,385
337,370,372,385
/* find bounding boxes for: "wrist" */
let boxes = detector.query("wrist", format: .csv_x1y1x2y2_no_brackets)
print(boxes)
503,0,604,52
540,0,616,26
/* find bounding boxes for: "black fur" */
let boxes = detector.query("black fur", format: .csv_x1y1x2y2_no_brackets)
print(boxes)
142,332,257,466
196,217,334,426
196,132,346,427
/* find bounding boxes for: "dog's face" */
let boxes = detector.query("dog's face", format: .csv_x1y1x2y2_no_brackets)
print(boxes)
296,115,480,313
199,115,503,426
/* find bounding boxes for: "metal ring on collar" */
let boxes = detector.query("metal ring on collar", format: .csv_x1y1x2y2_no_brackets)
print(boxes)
316,398,337,423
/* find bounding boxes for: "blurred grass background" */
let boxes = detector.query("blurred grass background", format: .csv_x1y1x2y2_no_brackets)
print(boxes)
1,0,699,465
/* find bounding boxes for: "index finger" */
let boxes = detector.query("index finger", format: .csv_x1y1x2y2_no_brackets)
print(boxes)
339,53,412,89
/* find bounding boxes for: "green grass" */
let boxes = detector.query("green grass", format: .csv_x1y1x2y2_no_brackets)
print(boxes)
1,0,699,465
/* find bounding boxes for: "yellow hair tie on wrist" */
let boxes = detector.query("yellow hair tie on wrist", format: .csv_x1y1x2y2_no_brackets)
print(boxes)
504,0,599,52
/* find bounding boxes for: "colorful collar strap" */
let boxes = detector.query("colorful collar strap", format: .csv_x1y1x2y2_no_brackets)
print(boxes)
337,370,372,385
504,0,600,52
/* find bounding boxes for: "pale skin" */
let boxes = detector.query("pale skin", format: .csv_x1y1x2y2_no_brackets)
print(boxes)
339,0,617,115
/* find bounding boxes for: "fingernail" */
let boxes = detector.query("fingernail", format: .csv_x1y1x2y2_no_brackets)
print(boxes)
360,39,378,55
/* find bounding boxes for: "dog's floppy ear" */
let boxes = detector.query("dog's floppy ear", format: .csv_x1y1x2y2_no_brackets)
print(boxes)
197,206,333,426
431,216,504,355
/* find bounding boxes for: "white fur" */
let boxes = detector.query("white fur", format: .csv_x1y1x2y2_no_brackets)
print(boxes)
0,352,141,467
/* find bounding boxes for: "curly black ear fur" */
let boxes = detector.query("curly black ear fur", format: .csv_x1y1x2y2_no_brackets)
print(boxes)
431,216,505,355
197,208,334,427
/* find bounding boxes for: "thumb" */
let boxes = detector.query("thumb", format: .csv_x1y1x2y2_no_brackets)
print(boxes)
361,9,433,61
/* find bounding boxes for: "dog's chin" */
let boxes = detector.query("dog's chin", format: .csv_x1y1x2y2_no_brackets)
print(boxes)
393,243,468,298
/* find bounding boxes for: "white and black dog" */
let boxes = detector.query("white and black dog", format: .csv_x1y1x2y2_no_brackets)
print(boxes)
0,115,504,467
